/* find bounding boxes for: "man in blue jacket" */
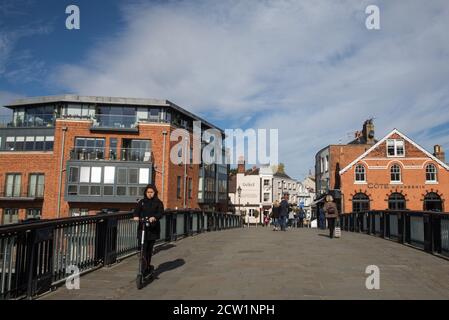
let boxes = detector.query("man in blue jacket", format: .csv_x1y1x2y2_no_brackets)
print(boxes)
279,193,290,231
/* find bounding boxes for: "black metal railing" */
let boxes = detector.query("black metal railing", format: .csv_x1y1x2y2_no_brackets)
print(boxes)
339,210,449,259
0,210,241,300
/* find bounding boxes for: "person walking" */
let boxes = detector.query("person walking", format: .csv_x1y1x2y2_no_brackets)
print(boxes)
323,195,339,238
133,184,164,276
271,201,280,231
279,194,290,231
263,214,270,227
319,207,326,230
298,207,305,228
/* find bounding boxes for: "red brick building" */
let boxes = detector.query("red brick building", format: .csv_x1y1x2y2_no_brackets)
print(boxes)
339,129,449,213
314,119,377,212
0,95,228,224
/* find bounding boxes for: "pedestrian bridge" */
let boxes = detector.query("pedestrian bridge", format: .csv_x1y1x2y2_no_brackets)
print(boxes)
2,211,449,300
43,227,449,300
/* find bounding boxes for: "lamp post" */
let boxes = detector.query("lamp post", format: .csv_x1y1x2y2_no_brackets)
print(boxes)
237,186,242,227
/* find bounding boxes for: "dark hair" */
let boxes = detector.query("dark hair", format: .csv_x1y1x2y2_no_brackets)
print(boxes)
143,184,159,199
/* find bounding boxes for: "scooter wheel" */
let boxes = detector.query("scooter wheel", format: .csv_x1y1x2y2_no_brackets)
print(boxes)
136,275,144,290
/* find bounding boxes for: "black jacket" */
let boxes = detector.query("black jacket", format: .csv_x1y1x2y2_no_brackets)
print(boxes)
280,200,289,217
271,206,280,219
133,197,164,241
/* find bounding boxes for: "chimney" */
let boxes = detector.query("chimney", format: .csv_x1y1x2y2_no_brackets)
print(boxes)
362,119,375,145
237,156,246,174
434,145,446,163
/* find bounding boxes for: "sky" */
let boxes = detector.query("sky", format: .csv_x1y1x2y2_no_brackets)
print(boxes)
1,0,449,180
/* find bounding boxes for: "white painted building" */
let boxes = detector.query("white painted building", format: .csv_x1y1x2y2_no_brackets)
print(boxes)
229,161,308,225
297,176,316,220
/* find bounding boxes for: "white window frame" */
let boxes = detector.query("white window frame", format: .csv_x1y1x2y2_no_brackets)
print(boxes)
387,139,405,158
390,164,402,183
355,164,367,183
425,164,438,183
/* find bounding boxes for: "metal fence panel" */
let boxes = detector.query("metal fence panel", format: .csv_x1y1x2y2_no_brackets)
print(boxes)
192,214,198,232
159,215,166,240
375,214,381,234
176,214,185,236
389,214,398,238
441,218,449,255
410,216,425,248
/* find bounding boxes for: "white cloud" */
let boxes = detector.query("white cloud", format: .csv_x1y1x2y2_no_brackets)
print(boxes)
52,0,449,179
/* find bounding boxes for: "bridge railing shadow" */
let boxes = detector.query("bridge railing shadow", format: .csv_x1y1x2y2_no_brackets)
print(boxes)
0,209,242,300
338,210,449,259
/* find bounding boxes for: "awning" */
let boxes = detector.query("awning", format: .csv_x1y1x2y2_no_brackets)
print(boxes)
311,197,325,207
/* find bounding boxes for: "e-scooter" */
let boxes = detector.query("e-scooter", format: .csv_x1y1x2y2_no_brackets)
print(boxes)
136,217,154,289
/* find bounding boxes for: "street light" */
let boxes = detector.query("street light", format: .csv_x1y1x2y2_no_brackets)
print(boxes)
237,186,242,227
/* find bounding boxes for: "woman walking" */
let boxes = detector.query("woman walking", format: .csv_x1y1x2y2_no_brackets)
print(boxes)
323,195,339,238
133,184,164,277
271,200,280,231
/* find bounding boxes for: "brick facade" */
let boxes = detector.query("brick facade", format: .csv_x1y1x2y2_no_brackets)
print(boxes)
0,119,201,221
340,130,449,213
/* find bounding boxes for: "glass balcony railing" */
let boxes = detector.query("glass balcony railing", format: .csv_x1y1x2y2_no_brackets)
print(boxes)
120,148,151,162
0,114,55,128
70,147,151,162
70,147,105,160
91,115,138,129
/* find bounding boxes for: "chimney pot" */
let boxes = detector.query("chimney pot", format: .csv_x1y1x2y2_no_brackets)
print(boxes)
433,145,445,163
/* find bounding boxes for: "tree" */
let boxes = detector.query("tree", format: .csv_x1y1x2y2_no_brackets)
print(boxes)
276,163,285,174
253,210,260,219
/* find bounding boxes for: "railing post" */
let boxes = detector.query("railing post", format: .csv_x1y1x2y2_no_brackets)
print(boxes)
103,216,118,266
423,213,433,253
385,212,390,239
432,213,442,254
404,212,410,244
172,212,178,241
380,211,385,238
95,218,107,264
397,212,404,244
366,212,371,235
26,226,55,298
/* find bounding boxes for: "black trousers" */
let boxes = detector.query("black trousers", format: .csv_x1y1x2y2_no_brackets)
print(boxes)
327,218,336,238
140,240,155,273
299,218,304,228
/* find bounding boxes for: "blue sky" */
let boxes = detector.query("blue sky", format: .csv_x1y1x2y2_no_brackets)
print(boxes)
1,0,449,180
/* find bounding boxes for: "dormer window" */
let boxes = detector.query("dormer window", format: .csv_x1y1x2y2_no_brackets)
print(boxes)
387,139,405,157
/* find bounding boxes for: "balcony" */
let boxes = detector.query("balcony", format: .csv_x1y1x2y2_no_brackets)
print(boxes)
70,147,151,162
0,114,55,128
70,147,105,161
90,115,138,132
120,148,151,162
0,188,44,201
